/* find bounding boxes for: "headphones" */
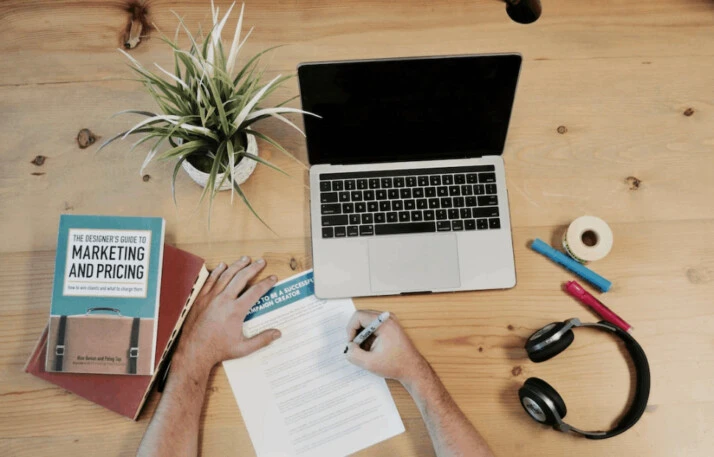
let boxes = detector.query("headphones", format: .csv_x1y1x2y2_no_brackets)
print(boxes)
518,318,650,439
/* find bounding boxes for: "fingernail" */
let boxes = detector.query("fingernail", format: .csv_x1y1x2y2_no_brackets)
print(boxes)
343,345,348,354
218,262,226,269
273,330,282,340
270,275,278,283
240,256,249,262
256,258,265,265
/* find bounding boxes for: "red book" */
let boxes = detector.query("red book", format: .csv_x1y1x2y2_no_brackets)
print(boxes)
24,244,209,419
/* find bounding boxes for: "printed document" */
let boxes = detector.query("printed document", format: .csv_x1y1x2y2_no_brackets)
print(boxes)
223,270,405,456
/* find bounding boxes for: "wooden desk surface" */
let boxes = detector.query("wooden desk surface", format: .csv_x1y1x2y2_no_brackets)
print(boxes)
2,0,714,455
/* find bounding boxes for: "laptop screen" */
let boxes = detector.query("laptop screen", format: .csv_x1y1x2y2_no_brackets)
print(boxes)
298,54,522,166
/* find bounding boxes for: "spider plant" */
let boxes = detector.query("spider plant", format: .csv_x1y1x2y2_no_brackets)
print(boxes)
100,2,317,226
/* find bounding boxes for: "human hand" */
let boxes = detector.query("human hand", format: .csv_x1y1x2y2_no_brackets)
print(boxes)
344,310,429,386
175,257,281,372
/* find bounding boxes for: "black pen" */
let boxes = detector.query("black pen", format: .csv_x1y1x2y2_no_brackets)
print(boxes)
157,328,182,392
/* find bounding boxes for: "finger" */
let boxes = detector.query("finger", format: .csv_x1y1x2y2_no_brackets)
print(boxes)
344,342,374,371
235,275,278,313
214,256,252,294
198,262,227,298
242,329,281,355
346,310,381,340
223,258,266,298
360,333,378,351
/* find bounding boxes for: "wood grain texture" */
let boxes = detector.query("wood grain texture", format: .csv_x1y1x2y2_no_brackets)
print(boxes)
1,0,714,456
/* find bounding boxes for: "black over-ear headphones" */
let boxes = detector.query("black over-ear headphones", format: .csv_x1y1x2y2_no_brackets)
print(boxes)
518,318,650,439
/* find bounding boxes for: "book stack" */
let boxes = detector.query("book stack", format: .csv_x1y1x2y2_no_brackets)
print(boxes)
24,215,209,419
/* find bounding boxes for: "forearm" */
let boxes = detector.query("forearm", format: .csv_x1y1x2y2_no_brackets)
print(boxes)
136,349,213,457
403,361,494,457
134,258,279,456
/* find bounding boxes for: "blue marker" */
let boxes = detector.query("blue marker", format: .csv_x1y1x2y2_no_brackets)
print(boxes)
530,238,612,292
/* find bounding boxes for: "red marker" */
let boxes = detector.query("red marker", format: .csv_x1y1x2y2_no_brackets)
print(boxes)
564,280,633,332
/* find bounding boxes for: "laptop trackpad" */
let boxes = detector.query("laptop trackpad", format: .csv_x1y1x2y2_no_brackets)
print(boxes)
368,235,461,293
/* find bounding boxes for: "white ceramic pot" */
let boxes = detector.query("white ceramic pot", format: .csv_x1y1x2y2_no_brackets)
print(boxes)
181,134,259,191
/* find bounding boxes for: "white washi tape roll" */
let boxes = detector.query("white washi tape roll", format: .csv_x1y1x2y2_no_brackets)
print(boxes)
562,216,613,263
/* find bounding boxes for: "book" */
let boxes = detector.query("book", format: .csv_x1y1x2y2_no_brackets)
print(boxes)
25,244,209,419
45,215,165,375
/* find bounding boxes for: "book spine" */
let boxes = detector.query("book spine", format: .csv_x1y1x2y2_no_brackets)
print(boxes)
149,222,166,374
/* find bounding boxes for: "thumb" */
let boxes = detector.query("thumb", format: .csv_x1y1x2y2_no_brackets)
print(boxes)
344,342,373,370
243,329,281,354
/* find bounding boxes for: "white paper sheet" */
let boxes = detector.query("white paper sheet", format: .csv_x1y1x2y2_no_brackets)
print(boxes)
223,270,405,456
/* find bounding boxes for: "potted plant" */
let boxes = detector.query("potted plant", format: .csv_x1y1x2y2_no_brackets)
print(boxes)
101,2,316,225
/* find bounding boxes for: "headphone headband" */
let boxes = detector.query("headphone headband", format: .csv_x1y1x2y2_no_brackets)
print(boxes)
584,321,651,439
520,319,650,440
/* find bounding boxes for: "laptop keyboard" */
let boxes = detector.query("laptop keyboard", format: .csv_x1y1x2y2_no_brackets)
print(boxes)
318,165,501,238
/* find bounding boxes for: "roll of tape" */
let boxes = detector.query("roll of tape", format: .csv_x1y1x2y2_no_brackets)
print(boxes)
562,216,613,263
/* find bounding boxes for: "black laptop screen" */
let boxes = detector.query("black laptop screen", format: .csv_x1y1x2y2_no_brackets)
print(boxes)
298,54,522,165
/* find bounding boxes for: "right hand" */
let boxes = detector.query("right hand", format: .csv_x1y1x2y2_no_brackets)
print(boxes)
344,310,429,386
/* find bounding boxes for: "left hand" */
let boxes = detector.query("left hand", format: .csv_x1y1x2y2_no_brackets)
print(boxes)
175,257,282,371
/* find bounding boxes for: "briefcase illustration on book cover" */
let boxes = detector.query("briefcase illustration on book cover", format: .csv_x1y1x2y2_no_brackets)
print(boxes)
46,307,154,375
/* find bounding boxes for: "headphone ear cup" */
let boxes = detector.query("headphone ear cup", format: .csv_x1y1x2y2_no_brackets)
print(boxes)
524,378,567,418
527,328,574,363
518,377,568,426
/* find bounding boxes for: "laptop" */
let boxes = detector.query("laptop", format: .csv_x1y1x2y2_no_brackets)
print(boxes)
298,53,522,298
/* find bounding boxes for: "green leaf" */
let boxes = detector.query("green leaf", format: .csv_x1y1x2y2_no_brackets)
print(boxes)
199,64,231,135
232,74,284,130
112,110,158,118
232,45,283,86
244,129,297,162
175,51,199,82
231,180,276,235
142,81,181,114
130,133,161,153
204,106,216,125
173,45,182,81
97,127,155,151
171,156,187,206
259,74,294,101
122,115,177,139
141,136,167,174
201,20,220,59
275,94,299,108
171,11,203,58
198,142,225,206
240,151,288,176
157,139,210,160
226,137,237,203
239,113,271,128
146,74,191,111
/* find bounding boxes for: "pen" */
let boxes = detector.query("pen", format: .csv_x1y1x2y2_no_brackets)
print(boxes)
157,328,182,393
531,238,612,292
344,311,390,353
564,280,633,332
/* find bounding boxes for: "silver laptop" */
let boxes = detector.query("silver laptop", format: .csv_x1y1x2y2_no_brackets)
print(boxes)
298,54,521,298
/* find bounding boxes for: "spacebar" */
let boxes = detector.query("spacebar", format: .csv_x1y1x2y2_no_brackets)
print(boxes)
375,222,436,235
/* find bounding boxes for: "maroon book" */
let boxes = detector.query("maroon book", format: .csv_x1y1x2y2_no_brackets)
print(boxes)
25,244,209,419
